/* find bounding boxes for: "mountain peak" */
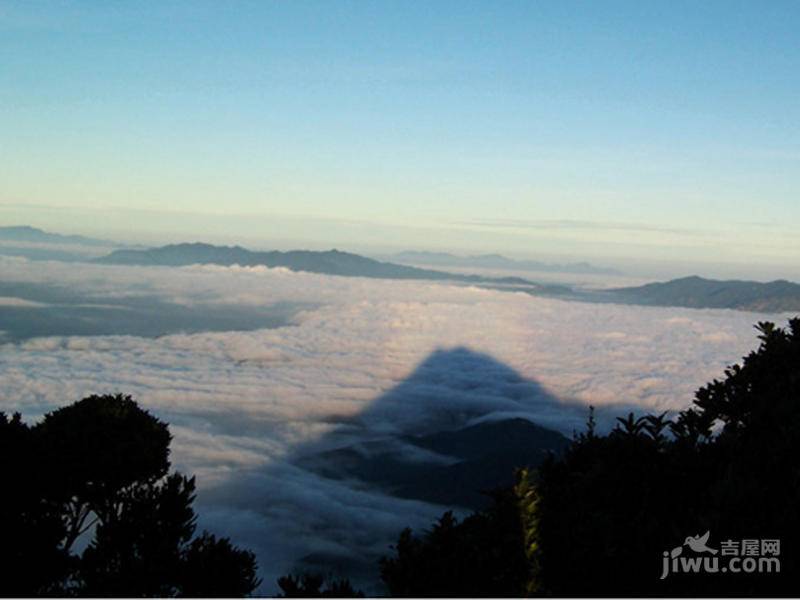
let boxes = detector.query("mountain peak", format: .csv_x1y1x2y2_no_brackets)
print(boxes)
615,275,800,312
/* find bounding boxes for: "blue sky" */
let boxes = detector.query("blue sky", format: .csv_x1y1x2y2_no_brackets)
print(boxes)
2,1,799,273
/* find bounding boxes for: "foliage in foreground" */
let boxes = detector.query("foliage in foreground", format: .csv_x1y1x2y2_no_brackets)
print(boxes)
381,320,800,596
277,573,364,598
0,394,260,597
380,489,528,597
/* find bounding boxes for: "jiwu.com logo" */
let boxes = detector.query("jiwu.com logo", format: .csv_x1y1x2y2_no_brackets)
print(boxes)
660,531,780,579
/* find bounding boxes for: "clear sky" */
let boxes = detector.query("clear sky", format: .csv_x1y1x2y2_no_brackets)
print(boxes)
2,1,799,275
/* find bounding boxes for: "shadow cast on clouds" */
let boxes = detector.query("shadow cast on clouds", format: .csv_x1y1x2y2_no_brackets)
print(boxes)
195,346,645,594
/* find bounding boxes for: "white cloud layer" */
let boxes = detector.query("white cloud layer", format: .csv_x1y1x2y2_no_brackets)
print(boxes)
0,256,786,592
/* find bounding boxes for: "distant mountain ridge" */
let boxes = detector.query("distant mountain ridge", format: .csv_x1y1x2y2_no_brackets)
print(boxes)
0,225,114,247
389,250,620,275
96,242,567,289
12,227,798,313
613,275,800,312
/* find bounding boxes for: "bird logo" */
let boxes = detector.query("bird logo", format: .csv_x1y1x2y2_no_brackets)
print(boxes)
684,531,718,555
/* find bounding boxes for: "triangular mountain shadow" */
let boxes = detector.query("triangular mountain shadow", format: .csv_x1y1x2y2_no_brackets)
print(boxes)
195,347,648,593
289,346,643,510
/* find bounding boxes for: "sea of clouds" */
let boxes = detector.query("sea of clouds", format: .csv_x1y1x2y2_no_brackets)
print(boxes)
0,255,786,592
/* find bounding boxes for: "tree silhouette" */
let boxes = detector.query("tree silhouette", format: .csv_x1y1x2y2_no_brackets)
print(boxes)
0,394,259,597
180,533,262,597
0,412,73,595
277,573,364,598
380,490,528,597
530,320,799,595
37,394,172,554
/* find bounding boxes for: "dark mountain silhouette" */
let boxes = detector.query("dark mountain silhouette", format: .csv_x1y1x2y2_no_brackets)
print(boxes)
0,225,114,247
612,275,800,312
301,418,570,509
389,250,621,275
96,243,568,290
291,348,582,513
282,348,584,590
